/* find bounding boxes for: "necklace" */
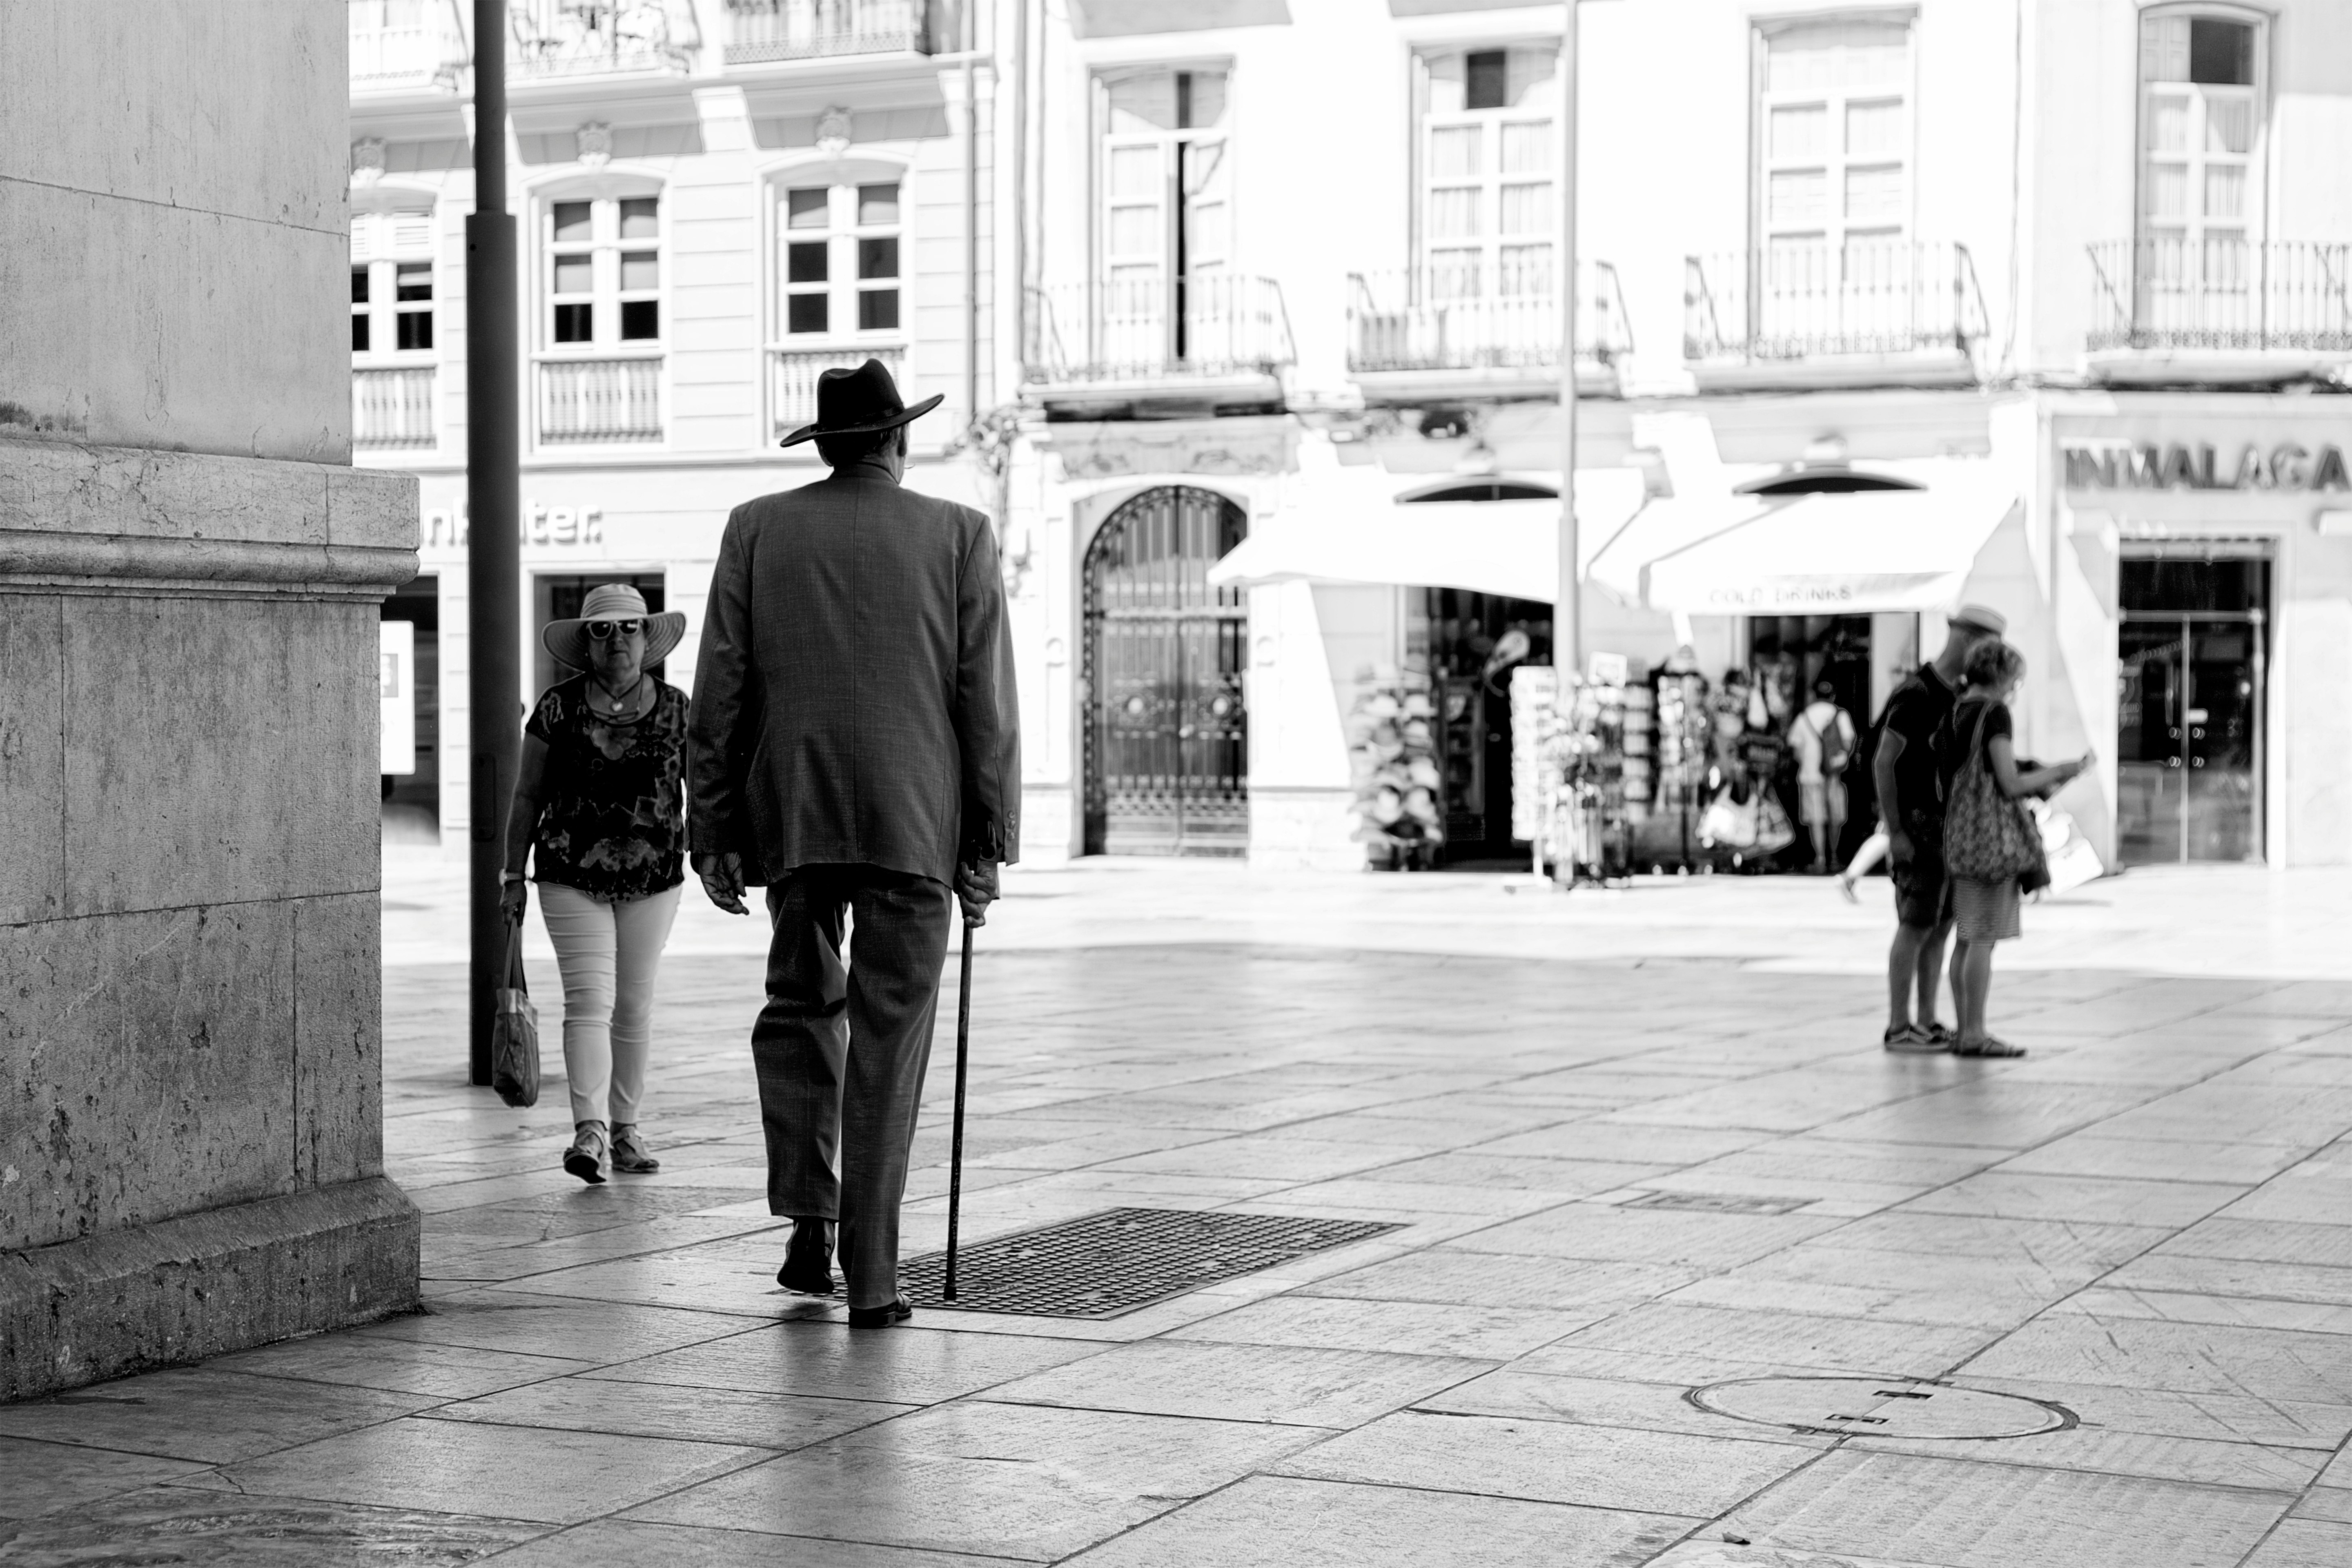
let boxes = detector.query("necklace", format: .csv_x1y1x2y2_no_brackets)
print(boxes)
590,674,648,718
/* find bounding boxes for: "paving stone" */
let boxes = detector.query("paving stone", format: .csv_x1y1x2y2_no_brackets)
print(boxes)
1560,1303,1995,1378
1297,1249,1697,1309
207,1334,595,1399
1959,1314,2352,1403
1168,1293,1592,1360
1416,1368,1833,1447
1449,1202,1845,1267
0,1368,438,1463
582,1322,1110,1404
1057,1474,1689,1567
1728,1448,2291,1568
1270,1407,1809,1516
0,1487,548,1566
1899,1173,2248,1229
475,1518,1003,1567
2056,1285,2352,1336
0,1437,212,1520
2159,1218,2352,1267
1470,1122,1774,1165
352,1290,762,1365
1948,1375,2352,1451
425,1376,911,1451
2241,1519,2352,1568
2295,1488,2352,1523
186,1416,771,1525
982,1338,1488,1426
1848,1425,2325,1490
626,1401,1321,1560
1819,1212,2165,1270
1997,1136,2312,1185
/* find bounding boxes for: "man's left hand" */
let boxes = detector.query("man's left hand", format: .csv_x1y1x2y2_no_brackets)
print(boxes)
693,851,749,915
954,860,1000,927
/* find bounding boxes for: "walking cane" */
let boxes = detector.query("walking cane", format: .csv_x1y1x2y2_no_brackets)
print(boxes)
942,914,976,1301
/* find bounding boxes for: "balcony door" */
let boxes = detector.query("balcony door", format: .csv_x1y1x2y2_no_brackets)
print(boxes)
1754,17,1913,350
1083,487,1248,858
2136,11,2263,340
1097,67,1230,372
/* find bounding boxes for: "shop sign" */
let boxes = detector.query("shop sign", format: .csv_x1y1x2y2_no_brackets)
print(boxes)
380,619,415,775
2062,441,2352,494
423,501,607,549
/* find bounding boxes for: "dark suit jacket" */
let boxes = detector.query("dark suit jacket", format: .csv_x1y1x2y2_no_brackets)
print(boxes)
686,461,1020,886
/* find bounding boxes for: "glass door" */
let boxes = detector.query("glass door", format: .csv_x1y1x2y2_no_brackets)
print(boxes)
2115,554,2267,866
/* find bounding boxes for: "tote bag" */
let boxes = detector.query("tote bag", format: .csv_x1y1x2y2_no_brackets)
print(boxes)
1942,702,2044,884
491,915,540,1108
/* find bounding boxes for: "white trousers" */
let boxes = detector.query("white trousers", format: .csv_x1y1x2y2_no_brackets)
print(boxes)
538,881,682,1129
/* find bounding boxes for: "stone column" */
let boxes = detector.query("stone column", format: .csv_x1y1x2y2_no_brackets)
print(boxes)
0,1,421,1399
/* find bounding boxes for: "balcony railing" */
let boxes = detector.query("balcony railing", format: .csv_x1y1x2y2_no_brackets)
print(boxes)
725,0,931,62
2088,239,2352,355
1685,239,1987,379
1347,263,1633,376
771,345,909,440
353,366,437,449
508,0,697,78
1025,275,1295,386
538,358,662,445
348,0,470,90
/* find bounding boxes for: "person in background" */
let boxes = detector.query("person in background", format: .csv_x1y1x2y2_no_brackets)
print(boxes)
1790,678,1856,874
1871,606,2005,1052
1938,639,2094,1057
502,584,691,1183
1836,822,1891,903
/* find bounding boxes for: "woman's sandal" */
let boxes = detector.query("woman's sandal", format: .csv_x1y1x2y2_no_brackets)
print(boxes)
1953,1035,2027,1058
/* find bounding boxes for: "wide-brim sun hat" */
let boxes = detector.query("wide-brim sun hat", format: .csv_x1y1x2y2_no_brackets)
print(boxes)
1948,603,2008,638
778,356,944,448
543,582,687,672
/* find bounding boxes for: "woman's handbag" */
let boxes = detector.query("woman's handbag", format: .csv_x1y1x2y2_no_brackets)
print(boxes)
1699,782,1758,849
491,913,540,1108
1943,702,2046,886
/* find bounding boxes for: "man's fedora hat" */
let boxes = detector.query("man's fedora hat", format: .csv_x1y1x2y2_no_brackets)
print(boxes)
778,357,944,448
543,582,688,672
1948,604,2008,638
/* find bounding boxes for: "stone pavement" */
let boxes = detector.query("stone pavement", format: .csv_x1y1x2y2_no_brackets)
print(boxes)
8,861,2352,1566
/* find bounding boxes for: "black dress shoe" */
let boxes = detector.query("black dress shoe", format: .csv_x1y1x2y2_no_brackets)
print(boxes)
776,1217,835,1296
847,1298,913,1329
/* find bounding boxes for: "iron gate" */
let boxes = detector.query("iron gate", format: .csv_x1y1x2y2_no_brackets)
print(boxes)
1082,487,1248,856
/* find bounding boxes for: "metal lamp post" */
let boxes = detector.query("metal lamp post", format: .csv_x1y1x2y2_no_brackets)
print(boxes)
1555,0,1582,679
466,0,521,1085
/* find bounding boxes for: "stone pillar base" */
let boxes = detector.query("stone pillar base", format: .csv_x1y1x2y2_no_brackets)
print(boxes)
0,1176,419,1401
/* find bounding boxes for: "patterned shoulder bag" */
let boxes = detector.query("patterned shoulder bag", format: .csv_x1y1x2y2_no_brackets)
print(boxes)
1942,702,2042,882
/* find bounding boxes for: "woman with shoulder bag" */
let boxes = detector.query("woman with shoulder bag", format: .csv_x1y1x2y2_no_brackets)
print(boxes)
1937,639,2092,1058
501,584,691,1183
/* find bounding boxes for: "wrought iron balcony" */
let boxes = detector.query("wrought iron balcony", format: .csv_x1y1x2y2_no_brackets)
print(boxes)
724,0,933,63
508,0,698,79
1024,275,1294,408
348,0,470,91
537,357,662,445
352,366,437,449
2087,239,2352,378
1346,263,1632,400
1684,239,1987,389
771,345,910,441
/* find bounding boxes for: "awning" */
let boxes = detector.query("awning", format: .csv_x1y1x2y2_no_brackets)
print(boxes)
1588,487,2017,615
1207,470,1648,601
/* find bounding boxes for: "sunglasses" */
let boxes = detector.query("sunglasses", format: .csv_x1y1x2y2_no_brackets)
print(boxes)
585,619,644,641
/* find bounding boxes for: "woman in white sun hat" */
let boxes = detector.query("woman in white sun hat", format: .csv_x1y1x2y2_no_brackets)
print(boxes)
501,582,692,1183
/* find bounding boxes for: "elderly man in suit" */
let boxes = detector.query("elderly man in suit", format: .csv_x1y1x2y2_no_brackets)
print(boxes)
687,359,1019,1328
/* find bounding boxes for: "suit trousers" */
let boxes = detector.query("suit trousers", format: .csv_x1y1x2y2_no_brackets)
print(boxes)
754,863,953,1309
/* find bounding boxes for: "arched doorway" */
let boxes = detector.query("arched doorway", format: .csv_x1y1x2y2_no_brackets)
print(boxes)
1082,486,1249,856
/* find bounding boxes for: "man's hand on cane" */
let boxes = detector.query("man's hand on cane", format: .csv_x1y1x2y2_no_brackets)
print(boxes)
693,851,750,916
954,860,999,927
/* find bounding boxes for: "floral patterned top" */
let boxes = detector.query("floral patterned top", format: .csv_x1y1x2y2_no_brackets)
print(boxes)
525,676,689,903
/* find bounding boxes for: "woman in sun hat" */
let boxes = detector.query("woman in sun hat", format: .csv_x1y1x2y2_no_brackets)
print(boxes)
501,582,692,1183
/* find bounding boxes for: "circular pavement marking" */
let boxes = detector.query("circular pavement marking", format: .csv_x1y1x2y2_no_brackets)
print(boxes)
1688,1376,2074,1439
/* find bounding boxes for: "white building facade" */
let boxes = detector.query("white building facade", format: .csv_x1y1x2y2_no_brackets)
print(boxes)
359,0,2352,873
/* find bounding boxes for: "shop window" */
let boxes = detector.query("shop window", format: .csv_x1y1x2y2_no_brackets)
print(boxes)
1417,45,1556,299
779,179,902,339
1753,18,1913,279
544,193,663,349
2137,9,2264,274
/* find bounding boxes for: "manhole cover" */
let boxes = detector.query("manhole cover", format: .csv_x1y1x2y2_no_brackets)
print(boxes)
1627,1191,1810,1216
1690,1376,2073,1439
900,1207,1402,1319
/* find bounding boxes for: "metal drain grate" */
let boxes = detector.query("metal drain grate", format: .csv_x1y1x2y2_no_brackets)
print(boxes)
899,1207,1403,1319
1626,1190,1811,1216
